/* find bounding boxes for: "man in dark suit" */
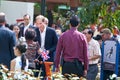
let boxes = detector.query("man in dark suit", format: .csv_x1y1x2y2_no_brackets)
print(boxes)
0,12,16,69
34,15,58,78
34,15,58,62
19,14,34,37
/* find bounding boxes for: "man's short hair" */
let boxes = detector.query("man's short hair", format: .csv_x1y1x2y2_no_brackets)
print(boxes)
0,12,6,23
70,15,80,27
88,29,94,37
36,15,45,22
100,28,111,35
23,14,31,19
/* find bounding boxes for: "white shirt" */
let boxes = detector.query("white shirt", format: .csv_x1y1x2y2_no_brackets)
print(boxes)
88,38,101,64
40,26,46,50
23,23,30,35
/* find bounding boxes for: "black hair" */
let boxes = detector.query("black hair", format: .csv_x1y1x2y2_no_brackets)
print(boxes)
87,29,94,37
16,44,27,53
70,15,80,27
94,34,102,40
23,14,31,19
25,28,36,40
21,54,26,70
9,24,18,30
15,44,27,70
9,24,21,38
5,23,9,28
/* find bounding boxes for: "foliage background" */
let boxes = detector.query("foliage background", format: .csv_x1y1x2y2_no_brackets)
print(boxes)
34,0,120,31
79,0,120,31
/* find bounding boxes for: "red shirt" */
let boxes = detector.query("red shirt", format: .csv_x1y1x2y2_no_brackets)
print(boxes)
54,27,88,70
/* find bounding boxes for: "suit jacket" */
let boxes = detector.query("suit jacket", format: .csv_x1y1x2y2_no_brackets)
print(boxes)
19,23,34,37
0,26,16,69
34,27,58,62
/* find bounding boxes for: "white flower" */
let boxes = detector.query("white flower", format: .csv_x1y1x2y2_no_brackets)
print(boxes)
110,74,117,79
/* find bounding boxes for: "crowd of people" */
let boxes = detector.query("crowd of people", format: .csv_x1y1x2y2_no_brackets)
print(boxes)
0,12,120,80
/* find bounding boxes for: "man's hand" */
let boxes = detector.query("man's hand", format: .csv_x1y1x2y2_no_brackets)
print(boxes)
46,50,49,54
34,59,39,63
84,70,87,77
55,67,60,72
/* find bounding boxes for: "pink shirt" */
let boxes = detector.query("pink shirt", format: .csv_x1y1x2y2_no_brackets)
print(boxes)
54,27,88,70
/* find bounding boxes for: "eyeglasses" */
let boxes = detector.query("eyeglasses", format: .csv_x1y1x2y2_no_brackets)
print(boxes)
83,32,87,34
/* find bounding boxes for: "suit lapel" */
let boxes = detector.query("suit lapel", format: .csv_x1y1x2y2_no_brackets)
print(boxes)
45,27,49,48
21,27,24,36
37,28,41,46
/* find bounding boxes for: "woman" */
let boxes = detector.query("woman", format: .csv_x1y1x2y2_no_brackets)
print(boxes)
9,24,20,42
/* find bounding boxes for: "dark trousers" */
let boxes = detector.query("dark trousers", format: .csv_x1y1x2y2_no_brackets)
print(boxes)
118,66,120,76
62,60,84,77
35,63,46,78
103,70,114,80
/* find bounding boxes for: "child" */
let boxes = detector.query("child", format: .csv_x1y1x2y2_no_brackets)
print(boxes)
10,42,29,78
24,28,41,69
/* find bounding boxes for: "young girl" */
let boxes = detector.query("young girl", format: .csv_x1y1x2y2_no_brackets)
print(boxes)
24,28,41,69
10,42,29,78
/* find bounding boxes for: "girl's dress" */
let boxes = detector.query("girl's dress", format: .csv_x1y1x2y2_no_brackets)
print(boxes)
14,56,29,79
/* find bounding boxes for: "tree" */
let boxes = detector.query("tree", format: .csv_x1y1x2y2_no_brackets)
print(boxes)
79,0,120,30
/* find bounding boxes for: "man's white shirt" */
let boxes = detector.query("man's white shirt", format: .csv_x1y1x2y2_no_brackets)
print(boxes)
88,38,101,64
24,23,30,35
40,26,46,50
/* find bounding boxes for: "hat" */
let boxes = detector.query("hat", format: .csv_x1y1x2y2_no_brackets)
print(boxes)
100,28,111,35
